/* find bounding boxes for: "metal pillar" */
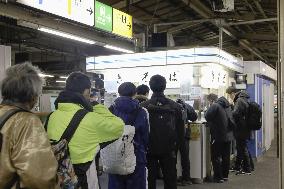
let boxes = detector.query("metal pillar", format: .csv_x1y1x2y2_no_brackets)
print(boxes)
0,45,11,102
278,0,284,188
219,27,223,50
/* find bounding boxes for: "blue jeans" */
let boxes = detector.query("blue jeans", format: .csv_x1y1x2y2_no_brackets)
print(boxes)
108,164,147,189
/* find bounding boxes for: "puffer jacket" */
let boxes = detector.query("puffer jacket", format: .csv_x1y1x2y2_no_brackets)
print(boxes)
232,91,250,140
109,96,149,165
205,97,234,142
0,105,58,189
135,95,148,104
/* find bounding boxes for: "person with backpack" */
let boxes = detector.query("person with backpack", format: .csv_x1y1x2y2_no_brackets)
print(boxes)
135,84,150,104
47,72,124,189
226,87,254,175
176,98,197,186
205,94,234,183
0,63,58,189
107,82,149,189
141,75,184,189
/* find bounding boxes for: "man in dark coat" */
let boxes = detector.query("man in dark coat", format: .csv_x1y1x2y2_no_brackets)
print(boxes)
176,99,197,186
227,87,252,175
205,95,234,183
141,75,184,189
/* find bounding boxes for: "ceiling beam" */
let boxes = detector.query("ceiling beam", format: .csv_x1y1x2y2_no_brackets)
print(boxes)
240,33,278,41
112,0,142,9
262,53,278,58
253,0,277,34
160,23,201,34
253,43,278,49
227,17,277,26
180,0,269,63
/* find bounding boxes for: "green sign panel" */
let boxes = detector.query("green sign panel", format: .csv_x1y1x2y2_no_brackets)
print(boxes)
95,1,112,32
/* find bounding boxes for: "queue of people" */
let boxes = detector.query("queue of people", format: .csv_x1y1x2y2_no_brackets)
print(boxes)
205,86,261,183
0,62,259,189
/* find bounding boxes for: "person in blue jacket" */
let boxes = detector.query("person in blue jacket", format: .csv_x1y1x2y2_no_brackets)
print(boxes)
108,82,150,189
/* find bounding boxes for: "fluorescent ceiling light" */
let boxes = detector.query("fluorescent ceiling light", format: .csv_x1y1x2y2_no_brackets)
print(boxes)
39,73,54,78
105,45,134,53
38,27,96,45
56,80,66,83
60,76,68,79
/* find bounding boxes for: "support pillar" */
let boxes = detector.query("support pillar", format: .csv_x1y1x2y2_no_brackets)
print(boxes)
219,27,223,50
278,0,284,188
0,45,11,101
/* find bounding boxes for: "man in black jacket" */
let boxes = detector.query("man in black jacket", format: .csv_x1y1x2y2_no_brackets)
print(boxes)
176,99,197,186
141,75,184,189
227,87,252,175
205,95,234,183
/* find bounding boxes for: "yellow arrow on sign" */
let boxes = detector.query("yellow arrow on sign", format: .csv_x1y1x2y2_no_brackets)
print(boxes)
68,0,72,15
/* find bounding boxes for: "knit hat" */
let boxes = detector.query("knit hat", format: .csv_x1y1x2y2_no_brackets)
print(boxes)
118,82,136,97
66,72,91,93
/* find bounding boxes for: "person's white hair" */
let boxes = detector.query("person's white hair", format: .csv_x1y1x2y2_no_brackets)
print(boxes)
1,62,43,103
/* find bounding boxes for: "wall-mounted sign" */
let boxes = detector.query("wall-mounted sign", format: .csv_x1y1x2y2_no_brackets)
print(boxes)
112,8,133,38
17,0,134,39
17,0,95,26
95,1,112,32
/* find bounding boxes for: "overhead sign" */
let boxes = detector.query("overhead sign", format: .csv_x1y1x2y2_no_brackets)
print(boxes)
95,1,112,32
112,8,133,38
17,0,95,26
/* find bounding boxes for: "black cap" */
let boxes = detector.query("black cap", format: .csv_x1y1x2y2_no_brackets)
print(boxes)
149,75,166,93
66,72,91,93
118,82,136,97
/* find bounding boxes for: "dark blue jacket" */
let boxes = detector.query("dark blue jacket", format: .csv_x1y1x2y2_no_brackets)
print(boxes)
109,96,149,165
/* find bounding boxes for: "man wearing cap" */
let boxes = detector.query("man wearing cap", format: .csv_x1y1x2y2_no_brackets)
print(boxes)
226,86,252,175
47,72,124,189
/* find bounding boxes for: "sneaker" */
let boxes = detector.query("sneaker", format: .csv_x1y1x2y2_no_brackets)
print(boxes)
223,178,229,182
244,171,252,175
183,179,193,185
229,168,237,172
236,170,245,175
214,179,224,183
177,178,193,186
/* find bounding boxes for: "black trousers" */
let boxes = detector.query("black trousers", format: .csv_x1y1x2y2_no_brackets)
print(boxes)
211,141,231,180
179,138,190,180
249,151,255,170
235,139,251,172
148,152,177,189
73,162,92,189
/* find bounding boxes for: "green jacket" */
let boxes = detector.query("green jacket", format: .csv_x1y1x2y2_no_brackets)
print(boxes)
47,103,124,164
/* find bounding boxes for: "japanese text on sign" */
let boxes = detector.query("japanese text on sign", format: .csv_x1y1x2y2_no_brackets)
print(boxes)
112,8,133,38
95,1,112,32
17,0,95,26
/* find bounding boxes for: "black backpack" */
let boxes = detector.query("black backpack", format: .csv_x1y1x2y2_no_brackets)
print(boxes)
246,101,262,130
145,100,177,155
